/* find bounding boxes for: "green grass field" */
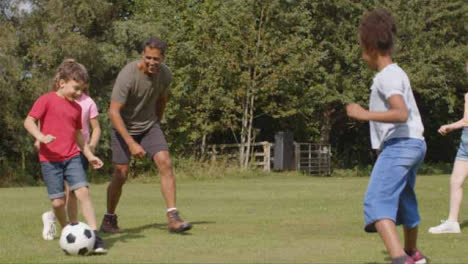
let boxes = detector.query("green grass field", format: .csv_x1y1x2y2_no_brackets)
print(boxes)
0,173,466,263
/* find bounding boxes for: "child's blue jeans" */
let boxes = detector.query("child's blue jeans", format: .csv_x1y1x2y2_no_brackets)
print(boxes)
364,137,426,232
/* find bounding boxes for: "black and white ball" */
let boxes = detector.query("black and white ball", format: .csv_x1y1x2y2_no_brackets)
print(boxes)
59,222,95,256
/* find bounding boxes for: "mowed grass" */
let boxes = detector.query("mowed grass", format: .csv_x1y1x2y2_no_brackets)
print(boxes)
0,173,466,263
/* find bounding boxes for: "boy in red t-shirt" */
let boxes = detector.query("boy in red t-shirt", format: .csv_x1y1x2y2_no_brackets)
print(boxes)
24,59,107,254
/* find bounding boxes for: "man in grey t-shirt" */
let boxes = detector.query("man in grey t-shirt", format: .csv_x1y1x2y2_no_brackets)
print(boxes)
100,37,191,234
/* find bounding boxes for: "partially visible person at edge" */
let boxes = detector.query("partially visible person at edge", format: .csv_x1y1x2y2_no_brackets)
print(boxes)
428,59,468,234
100,36,191,234
40,64,101,241
346,9,427,264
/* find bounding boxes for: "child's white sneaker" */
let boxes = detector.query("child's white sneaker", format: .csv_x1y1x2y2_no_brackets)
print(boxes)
428,220,461,234
42,211,57,240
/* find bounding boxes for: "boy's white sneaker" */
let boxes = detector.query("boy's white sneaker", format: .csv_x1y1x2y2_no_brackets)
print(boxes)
42,211,57,240
428,220,461,234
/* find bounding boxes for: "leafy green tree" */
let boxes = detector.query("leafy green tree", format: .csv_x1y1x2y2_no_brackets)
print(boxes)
1,0,467,184
391,0,468,161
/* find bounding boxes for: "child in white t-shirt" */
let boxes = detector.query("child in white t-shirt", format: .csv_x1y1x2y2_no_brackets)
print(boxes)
346,9,426,264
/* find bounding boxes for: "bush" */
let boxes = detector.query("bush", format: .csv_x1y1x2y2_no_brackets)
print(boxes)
331,165,374,178
330,162,453,178
0,159,40,187
418,162,453,175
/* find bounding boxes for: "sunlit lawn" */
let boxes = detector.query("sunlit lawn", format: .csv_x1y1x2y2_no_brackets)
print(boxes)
0,173,466,263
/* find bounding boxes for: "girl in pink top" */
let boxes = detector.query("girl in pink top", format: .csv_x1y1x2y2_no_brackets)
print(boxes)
75,91,101,164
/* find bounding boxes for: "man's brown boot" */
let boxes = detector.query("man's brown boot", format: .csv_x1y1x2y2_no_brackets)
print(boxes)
100,214,123,233
167,210,192,233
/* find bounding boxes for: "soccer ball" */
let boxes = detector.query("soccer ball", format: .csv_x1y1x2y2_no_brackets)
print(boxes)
59,222,95,256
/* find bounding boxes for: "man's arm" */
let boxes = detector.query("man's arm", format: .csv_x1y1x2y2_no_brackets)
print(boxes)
109,99,146,158
156,93,168,122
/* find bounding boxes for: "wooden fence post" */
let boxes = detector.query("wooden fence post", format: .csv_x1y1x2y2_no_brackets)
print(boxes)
263,142,271,171
294,143,300,171
318,145,322,176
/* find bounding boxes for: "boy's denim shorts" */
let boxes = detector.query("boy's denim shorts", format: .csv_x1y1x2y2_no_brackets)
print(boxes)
455,128,468,161
41,155,89,199
364,138,426,232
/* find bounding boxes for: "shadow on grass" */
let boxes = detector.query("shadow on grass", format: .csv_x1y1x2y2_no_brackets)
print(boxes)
363,250,390,264
101,221,215,249
361,250,390,264
460,220,468,230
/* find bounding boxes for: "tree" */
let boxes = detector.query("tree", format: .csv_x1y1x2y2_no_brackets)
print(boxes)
1,0,467,183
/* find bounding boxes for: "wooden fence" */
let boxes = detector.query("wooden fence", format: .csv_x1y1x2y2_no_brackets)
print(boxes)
207,141,273,171
294,143,331,176
208,141,332,175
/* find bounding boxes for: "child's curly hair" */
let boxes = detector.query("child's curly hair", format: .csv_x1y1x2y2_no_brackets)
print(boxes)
359,8,396,55
52,58,89,94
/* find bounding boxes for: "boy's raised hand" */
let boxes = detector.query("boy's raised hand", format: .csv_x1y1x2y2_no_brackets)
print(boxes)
88,156,104,169
40,134,56,144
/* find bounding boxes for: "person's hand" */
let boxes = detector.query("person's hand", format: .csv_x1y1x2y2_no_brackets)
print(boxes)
88,156,104,169
40,134,56,144
438,124,454,135
129,142,146,158
346,103,369,121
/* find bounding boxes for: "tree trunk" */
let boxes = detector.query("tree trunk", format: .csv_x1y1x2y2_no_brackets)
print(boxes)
200,132,207,159
243,93,255,168
241,4,266,168
239,89,250,167
319,107,335,145
21,151,25,171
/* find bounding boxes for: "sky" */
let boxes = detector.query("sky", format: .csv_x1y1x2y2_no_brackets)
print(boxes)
3,0,33,18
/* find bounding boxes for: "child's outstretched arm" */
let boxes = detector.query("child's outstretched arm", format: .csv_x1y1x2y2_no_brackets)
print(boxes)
75,130,103,169
24,116,55,144
438,94,468,135
438,118,466,135
346,95,408,123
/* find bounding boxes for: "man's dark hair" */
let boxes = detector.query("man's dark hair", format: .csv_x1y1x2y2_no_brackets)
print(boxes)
359,8,396,55
143,37,167,56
